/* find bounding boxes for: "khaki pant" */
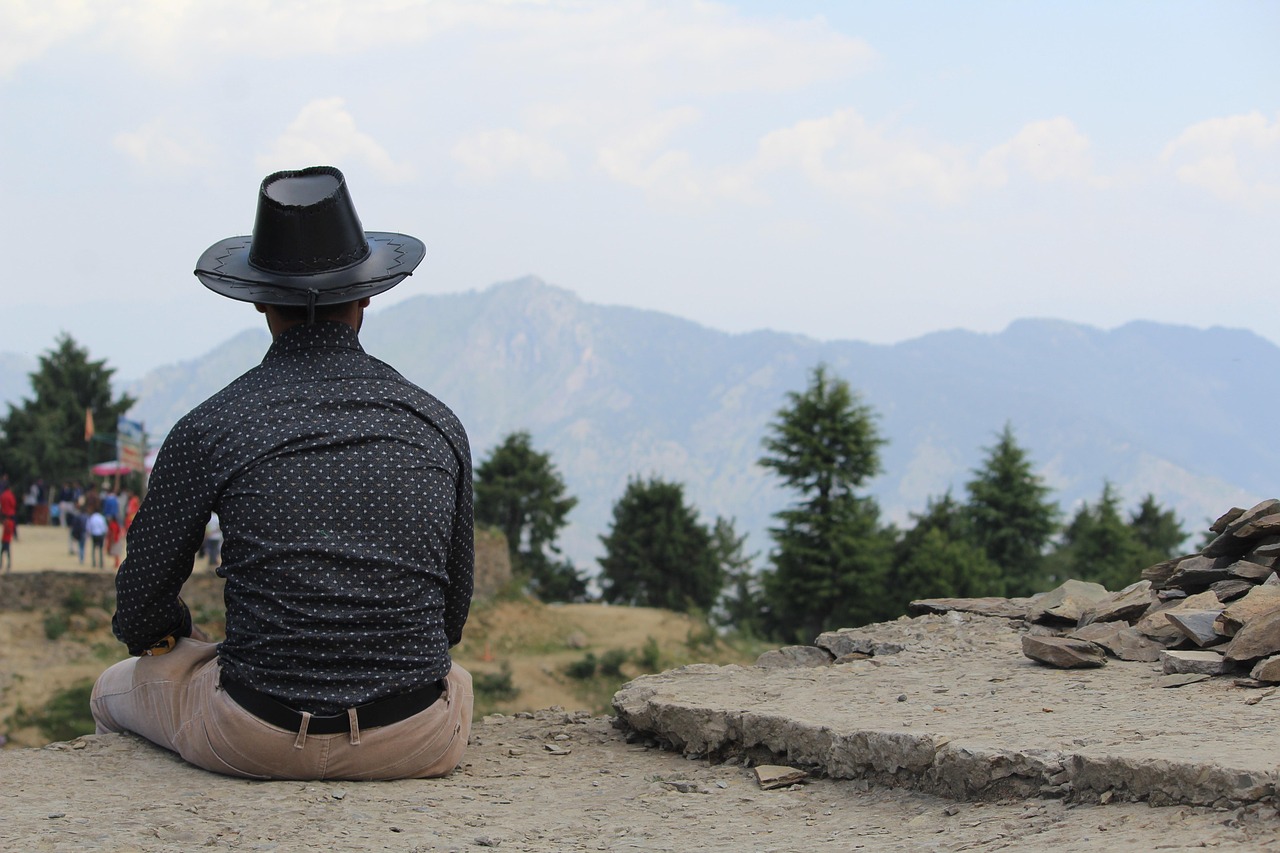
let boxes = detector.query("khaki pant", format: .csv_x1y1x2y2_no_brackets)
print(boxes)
91,640,472,780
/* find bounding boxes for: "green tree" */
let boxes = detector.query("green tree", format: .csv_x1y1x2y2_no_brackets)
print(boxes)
0,334,135,487
1047,482,1147,591
888,492,1004,614
758,364,893,641
1128,493,1188,564
473,431,584,601
597,477,722,612
711,516,765,635
964,424,1059,596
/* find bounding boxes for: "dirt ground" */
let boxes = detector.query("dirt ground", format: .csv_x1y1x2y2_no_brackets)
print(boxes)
2,711,1276,852
3,524,1278,850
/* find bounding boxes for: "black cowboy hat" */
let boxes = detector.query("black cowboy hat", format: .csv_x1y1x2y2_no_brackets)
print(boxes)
194,166,425,308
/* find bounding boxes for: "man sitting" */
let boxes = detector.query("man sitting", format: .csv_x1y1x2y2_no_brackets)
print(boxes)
92,166,475,780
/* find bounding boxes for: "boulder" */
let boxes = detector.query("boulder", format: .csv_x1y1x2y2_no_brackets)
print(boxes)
1214,585,1280,637
1165,610,1226,648
1021,634,1106,668
1225,609,1280,663
1025,580,1109,625
1160,650,1233,676
1068,622,1165,662
1077,580,1154,626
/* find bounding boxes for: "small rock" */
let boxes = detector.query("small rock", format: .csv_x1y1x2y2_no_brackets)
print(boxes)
1021,635,1106,668
1160,649,1233,676
1165,610,1226,647
1078,581,1154,625
1226,609,1280,662
1068,622,1165,662
475,836,501,847
1026,580,1110,625
564,632,588,649
754,765,808,790
1215,586,1280,636
1156,673,1211,688
1249,656,1280,683
755,646,834,668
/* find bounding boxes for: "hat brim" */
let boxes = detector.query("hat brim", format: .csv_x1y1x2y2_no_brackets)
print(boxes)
194,232,426,306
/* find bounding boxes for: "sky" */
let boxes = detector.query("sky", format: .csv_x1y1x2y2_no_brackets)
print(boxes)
2,0,1277,382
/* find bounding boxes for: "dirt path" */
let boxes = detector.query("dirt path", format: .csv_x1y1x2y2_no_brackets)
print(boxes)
2,710,1275,852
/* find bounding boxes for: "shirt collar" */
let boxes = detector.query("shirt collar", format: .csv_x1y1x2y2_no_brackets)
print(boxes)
264,321,365,359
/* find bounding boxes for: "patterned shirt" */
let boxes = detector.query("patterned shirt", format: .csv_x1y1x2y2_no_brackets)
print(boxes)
113,321,474,715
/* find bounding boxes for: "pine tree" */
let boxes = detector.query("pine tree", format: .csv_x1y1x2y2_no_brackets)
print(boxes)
758,364,892,641
597,477,721,612
473,431,584,601
711,516,765,635
888,492,1003,613
0,334,135,487
964,424,1059,595
1048,482,1147,591
1128,494,1188,564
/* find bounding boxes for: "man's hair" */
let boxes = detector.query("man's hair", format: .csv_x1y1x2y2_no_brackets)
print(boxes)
270,301,359,324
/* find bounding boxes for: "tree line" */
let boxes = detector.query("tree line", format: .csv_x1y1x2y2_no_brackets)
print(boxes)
477,364,1187,643
2,337,1187,644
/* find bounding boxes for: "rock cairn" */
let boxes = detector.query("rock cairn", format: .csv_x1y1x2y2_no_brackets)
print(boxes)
1006,499,1280,684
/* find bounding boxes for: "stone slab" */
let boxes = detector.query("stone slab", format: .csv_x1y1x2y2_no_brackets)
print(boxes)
614,611,1280,808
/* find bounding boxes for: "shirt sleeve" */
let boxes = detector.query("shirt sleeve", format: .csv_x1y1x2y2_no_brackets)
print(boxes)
111,419,216,655
443,432,475,647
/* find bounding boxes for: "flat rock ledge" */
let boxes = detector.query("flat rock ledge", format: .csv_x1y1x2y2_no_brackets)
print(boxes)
612,611,1279,809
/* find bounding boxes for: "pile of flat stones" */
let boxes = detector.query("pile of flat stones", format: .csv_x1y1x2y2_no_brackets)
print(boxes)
1017,498,1280,686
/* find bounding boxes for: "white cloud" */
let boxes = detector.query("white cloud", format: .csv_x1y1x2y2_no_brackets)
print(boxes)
113,118,215,174
745,111,1104,206
256,98,411,182
452,128,569,182
0,0,97,77
982,117,1099,185
1161,111,1280,204
750,109,988,205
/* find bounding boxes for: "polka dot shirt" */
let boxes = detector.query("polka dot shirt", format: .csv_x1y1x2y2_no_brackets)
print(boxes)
112,321,474,715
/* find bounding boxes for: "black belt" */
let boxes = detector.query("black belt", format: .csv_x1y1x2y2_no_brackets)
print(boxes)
221,676,444,735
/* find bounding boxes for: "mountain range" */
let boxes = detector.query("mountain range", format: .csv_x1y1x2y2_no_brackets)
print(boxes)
5,277,1276,569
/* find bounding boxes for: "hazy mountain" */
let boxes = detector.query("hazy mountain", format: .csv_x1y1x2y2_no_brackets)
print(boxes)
6,277,1274,568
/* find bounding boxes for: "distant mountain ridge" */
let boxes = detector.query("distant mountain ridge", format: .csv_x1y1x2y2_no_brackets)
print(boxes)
5,277,1273,568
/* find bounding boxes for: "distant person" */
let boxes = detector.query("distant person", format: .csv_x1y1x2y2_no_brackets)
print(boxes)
68,508,87,565
93,166,475,781
86,509,108,568
123,491,140,532
0,476,15,569
203,513,223,568
58,481,77,531
101,488,120,524
107,514,124,570
1,505,14,571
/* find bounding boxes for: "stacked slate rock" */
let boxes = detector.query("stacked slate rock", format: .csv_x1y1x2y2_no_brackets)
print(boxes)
1019,499,1280,683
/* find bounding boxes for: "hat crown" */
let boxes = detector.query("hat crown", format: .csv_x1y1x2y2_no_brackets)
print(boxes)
248,166,370,275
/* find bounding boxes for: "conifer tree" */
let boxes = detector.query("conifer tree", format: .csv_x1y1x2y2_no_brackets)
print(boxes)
474,431,584,601
888,492,1003,613
1047,482,1146,590
758,364,892,641
0,334,135,487
597,477,721,612
964,424,1059,595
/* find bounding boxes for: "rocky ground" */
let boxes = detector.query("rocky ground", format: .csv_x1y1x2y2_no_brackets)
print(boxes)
2,710,1277,852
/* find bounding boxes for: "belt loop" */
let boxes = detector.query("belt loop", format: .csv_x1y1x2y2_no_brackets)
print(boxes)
294,712,312,749
347,708,361,745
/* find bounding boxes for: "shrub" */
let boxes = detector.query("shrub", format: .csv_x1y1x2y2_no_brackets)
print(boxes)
43,611,69,641
565,652,598,680
637,636,662,672
474,663,520,703
63,587,89,614
9,680,97,743
599,648,629,679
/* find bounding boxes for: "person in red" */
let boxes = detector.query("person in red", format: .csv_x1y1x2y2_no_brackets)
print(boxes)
106,514,124,569
0,476,16,571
